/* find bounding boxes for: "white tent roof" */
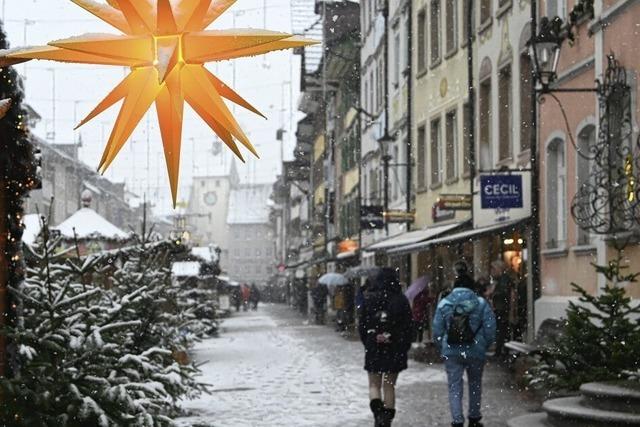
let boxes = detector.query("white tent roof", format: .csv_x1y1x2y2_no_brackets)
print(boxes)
54,208,130,240
22,214,42,246
172,261,201,277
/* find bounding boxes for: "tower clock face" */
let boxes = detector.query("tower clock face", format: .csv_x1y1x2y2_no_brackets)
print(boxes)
204,191,218,206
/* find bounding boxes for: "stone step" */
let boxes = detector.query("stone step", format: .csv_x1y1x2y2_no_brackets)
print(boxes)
543,396,640,427
507,413,550,427
580,382,640,414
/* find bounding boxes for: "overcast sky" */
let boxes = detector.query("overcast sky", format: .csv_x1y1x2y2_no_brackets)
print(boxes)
2,0,303,215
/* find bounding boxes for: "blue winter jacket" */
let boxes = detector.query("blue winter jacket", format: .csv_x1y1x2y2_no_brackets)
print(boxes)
432,287,497,360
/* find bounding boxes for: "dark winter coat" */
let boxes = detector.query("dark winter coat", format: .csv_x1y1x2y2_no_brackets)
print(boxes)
358,269,412,373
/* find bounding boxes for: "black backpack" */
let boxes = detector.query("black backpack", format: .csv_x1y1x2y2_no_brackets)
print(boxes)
447,304,482,345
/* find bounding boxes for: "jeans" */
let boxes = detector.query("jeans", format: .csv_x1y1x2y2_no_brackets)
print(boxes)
444,356,485,424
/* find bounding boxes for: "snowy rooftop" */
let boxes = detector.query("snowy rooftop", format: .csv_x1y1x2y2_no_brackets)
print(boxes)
191,246,219,264
172,261,201,278
22,214,43,246
227,184,273,225
54,208,130,240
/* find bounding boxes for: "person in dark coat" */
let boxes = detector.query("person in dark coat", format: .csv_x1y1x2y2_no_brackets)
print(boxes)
249,284,260,310
358,268,412,427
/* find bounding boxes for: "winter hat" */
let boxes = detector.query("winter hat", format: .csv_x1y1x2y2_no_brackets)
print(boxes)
453,260,469,277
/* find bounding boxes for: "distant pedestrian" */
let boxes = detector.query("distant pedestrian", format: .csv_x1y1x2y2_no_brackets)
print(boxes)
241,284,251,311
358,268,412,427
410,288,432,343
490,260,515,357
311,283,328,324
249,284,261,310
232,286,241,312
452,260,478,294
433,274,496,427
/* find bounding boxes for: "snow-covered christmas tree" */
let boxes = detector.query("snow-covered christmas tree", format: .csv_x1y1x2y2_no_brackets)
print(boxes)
1,220,209,426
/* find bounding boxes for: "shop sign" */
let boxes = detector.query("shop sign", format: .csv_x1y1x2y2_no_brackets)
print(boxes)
432,202,455,222
480,175,523,209
473,172,531,228
384,210,416,224
360,205,385,229
437,194,472,211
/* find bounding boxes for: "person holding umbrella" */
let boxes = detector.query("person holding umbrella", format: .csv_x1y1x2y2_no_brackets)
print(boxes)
358,268,412,427
405,275,433,343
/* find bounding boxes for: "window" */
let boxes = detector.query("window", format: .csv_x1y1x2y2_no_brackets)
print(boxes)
479,77,492,170
393,29,401,88
480,0,491,24
363,80,369,112
430,117,442,185
369,168,379,202
255,248,262,256
417,10,427,71
462,103,472,174
462,0,475,43
519,54,533,153
377,58,384,109
445,110,458,181
546,138,567,248
576,125,595,246
417,125,427,188
393,145,400,200
498,65,512,161
445,0,457,54
369,70,375,112
430,0,441,65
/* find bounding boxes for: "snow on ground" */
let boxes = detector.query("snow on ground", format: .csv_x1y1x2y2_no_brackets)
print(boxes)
176,304,536,427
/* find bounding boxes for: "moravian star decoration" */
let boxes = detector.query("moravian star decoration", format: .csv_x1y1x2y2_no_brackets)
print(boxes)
0,0,316,206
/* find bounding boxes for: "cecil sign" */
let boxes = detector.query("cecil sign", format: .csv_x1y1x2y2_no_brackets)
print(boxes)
480,175,523,209
473,172,530,228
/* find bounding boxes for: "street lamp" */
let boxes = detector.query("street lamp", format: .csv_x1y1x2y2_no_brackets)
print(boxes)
529,17,564,91
377,132,395,235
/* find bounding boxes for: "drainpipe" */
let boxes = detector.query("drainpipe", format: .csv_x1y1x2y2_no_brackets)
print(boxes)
405,1,413,282
529,0,541,342
466,0,476,220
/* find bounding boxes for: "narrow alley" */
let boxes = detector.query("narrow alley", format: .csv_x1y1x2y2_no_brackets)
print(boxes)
177,305,537,427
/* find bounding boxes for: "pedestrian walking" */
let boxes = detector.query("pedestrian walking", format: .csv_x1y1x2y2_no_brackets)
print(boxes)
249,284,261,310
358,268,412,427
433,266,497,427
311,283,328,324
232,286,241,312
241,283,251,311
452,260,479,294
410,288,432,343
490,260,515,357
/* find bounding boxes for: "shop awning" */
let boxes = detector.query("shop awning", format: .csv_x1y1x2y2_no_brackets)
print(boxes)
363,222,466,253
387,218,528,255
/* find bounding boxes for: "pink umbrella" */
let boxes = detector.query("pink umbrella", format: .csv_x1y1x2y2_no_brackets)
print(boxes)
405,275,430,303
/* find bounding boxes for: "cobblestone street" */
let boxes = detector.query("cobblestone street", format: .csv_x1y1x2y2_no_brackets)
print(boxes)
177,304,539,427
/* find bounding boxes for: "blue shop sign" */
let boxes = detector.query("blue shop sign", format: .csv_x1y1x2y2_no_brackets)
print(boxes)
480,175,523,209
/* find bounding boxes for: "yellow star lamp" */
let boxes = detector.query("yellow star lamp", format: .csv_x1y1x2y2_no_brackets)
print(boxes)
0,0,316,205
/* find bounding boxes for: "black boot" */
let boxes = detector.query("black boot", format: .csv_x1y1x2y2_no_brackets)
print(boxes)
468,417,484,427
369,399,384,426
380,408,396,427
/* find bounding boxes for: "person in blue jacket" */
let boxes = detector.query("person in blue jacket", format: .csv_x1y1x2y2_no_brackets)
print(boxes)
433,261,497,427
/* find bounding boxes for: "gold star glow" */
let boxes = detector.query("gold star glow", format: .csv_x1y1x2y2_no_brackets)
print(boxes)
0,0,316,205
